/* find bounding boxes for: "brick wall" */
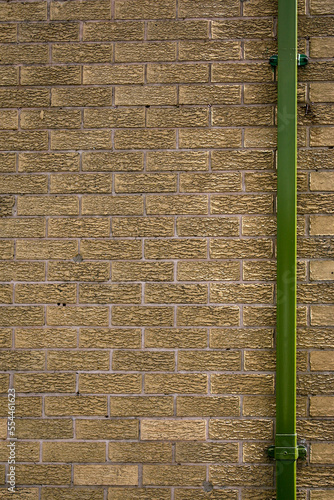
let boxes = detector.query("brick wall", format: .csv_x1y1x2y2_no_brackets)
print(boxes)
0,0,333,498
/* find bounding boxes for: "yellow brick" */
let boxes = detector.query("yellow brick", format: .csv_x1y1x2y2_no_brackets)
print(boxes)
177,306,240,326
109,442,172,462
311,37,334,58
147,151,208,171
83,151,143,171
0,218,45,238
52,87,112,107
0,67,18,86
47,350,109,371
79,374,141,394
113,217,174,237
47,306,109,327
45,396,108,416
0,376,9,393
245,127,306,148
311,306,334,326
143,465,206,486
113,350,175,371
142,420,206,441
212,18,273,39
310,491,334,500
112,262,173,282
15,328,77,348
310,0,333,14
148,20,208,40
115,173,176,193
108,489,170,500
177,261,240,281
51,130,112,150
145,328,207,348
0,110,18,130
179,0,240,17
212,106,273,127
311,127,334,147
209,419,273,441
0,307,44,327
210,328,273,349
80,284,141,304
0,328,12,348
16,465,71,485
0,196,14,217
211,194,273,214
297,327,334,349
175,489,237,500
145,239,207,259
21,109,81,130
0,395,42,417
110,396,173,417
179,41,241,61
213,63,273,83
0,44,48,64
180,85,241,105
112,306,174,326
310,351,334,371
311,172,334,191
0,241,14,260
146,195,208,215
19,153,79,172
15,284,76,304
0,131,48,151
212,150,274,170
115,129,176,149
51,0,111,20
16,240,78,260
74,465,138,486
83,65,144,84
211,284,274,304
310,83,334,102
148,107,208,127
310,261,334,280
177,397,240,418
15,418,73,439
0,441,39,462
0,1,47,20
145,283,207,304
298,466,334,488
52,43,113,63
115,87,176,107
244,0,306,15
244,305,307,327
180,128,242,149
115,42,176,62
0,153,16,173
17,196,78,216
211,374,274,395
210,239,273,259
0,24,17,43
310,216,334,235
177,217,239,236
48,218,110,237
83,21,144,41
210,465,273,487
21,66,81,86
14,373,75,393
298,373,333,395
84,108,145,128
145,374,207,394
242,216,276,236
19,22,79,42
79,328,140,348
178,351,241,371
80,239,141,260
310,396,334,417
82,195,143,216
181,173,241,192
311,443,334,464
115,0,176,19
76,419,139,439
0,262,45,282
43,442,106,463
147,63,209,83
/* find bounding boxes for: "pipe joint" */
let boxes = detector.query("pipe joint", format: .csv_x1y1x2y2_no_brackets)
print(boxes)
267,435,307,461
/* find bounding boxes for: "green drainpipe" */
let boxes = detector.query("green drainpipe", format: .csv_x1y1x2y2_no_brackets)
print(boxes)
267,0,307,498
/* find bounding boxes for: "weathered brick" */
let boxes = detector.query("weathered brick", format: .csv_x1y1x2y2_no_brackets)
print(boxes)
115,0,176,19
310,396,334,417
15,284,76,304
210,239,273,259
79,328,140,348
211,374,274,395
212,150,274,171
115,129,176,149
210,328,273,349
177,306,240,326
212,106,273,127
82,195,143,216
19,22,79,42
310,216,334,235
180,85,241,105
22,66,81,86
79,374,141,394
74,465,138,486
179,41,241,61
143,465,206,486
145,239,207,259
43,442,106,463
48,218,110,237
47,350,109,371
76,419,139,439
210,465,274,487
16,465,71,485
147,63,209,83
0,262,45,282
83,65,144,84
15,419,73,440
310,0,333,14
52,43,113,63
80,284,141,304
84,108,145,129
145,328,207,348
148,20,208,40
83,21,144,41
112,306,174,326
19,153,79,172
310,83,334,102
115,42,176,62
15,328,77,349
51,0,111,20
113,350,175,371
113,217,174,237
0,307,44,327
311,306,334,326
112,262,173,281
147,107,208,128
0,2,47,21
177,217,239,237
0,131,48,151
177,396,240,417
177,261,240,281
212,19,273,39
147,151,208,171
0,153,16,172
0,44,48,64
0,24,17,43
146,195,208,215
47,306,109,327
14,373,75,393
109,442,172,462
0,110,18,130
45,396,108,416
142,420,206,441
17,196,78,216
16,240,78,260
145,373,208,394
145,283,207,303
80,239,141,260
110,397,173,417
108,489,170,500
115,86,177,107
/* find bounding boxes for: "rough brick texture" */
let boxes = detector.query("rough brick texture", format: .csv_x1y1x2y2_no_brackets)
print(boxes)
0,0,333,497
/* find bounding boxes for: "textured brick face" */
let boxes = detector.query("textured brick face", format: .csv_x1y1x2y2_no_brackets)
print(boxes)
0,0,333,497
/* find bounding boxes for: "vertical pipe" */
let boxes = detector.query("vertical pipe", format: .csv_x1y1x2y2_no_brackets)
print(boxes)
276,0,298,497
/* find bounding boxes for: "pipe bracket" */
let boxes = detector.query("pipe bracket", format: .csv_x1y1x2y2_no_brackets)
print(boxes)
267,436,307,461
269,54,308,68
